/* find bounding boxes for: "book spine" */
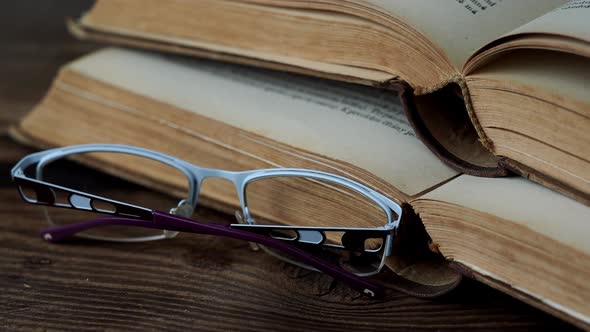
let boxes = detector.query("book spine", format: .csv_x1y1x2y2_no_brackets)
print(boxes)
386,79,509,177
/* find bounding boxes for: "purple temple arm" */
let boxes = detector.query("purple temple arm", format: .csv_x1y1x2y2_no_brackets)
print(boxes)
40,211,384,298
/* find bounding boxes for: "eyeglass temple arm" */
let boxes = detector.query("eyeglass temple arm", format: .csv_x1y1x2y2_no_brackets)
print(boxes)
14,175,154,220
39,211,384,298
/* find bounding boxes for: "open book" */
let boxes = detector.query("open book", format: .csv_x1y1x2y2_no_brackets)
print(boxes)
69,0,590,205
14,49,590,329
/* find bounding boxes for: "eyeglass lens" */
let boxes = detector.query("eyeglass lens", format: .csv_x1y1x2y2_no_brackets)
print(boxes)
20,152,190,240
244,176,389,275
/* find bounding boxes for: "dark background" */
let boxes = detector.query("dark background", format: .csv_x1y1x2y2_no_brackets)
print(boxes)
0,1,579,331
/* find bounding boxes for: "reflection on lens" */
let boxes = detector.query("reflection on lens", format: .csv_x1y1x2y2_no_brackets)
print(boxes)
27,152,190,240
245,175,388,275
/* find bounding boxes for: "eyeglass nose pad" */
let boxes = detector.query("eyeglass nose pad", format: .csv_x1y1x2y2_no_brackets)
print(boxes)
234,210,260,251
163,230,179,239
170,200,194,217
166,200,194,239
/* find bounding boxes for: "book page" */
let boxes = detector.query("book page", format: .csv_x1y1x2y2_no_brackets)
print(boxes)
419,175,590,254
69,48,457,196
468,49,590,109
365,0,568,68
508,1,590,44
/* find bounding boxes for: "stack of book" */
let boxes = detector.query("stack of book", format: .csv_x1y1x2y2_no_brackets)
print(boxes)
13,1,590,328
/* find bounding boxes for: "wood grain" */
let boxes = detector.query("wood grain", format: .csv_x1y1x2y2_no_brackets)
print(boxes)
0,1,579,331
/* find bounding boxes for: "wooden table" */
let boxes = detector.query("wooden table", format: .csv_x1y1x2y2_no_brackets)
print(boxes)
0,2,579,331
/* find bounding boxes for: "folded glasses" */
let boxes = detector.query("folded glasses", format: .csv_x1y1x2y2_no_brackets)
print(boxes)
11,144,403,297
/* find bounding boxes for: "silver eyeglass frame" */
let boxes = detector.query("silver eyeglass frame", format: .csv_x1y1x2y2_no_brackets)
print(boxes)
12,144,403,276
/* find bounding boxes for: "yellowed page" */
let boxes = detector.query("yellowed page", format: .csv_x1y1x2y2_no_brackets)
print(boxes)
416,175,590,325
365,0,567,68
509,1,590,43
68,48,457,195
465,50,590,195
468,50,590,108
421,175,589,254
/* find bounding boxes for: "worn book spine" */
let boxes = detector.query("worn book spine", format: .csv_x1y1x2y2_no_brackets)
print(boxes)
385,80,507,176
406,80,590,205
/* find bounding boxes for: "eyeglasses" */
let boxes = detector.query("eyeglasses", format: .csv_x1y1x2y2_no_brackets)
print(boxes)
11,144,402,297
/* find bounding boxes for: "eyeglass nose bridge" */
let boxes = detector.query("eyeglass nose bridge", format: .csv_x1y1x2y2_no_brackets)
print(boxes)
186,166,243,204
